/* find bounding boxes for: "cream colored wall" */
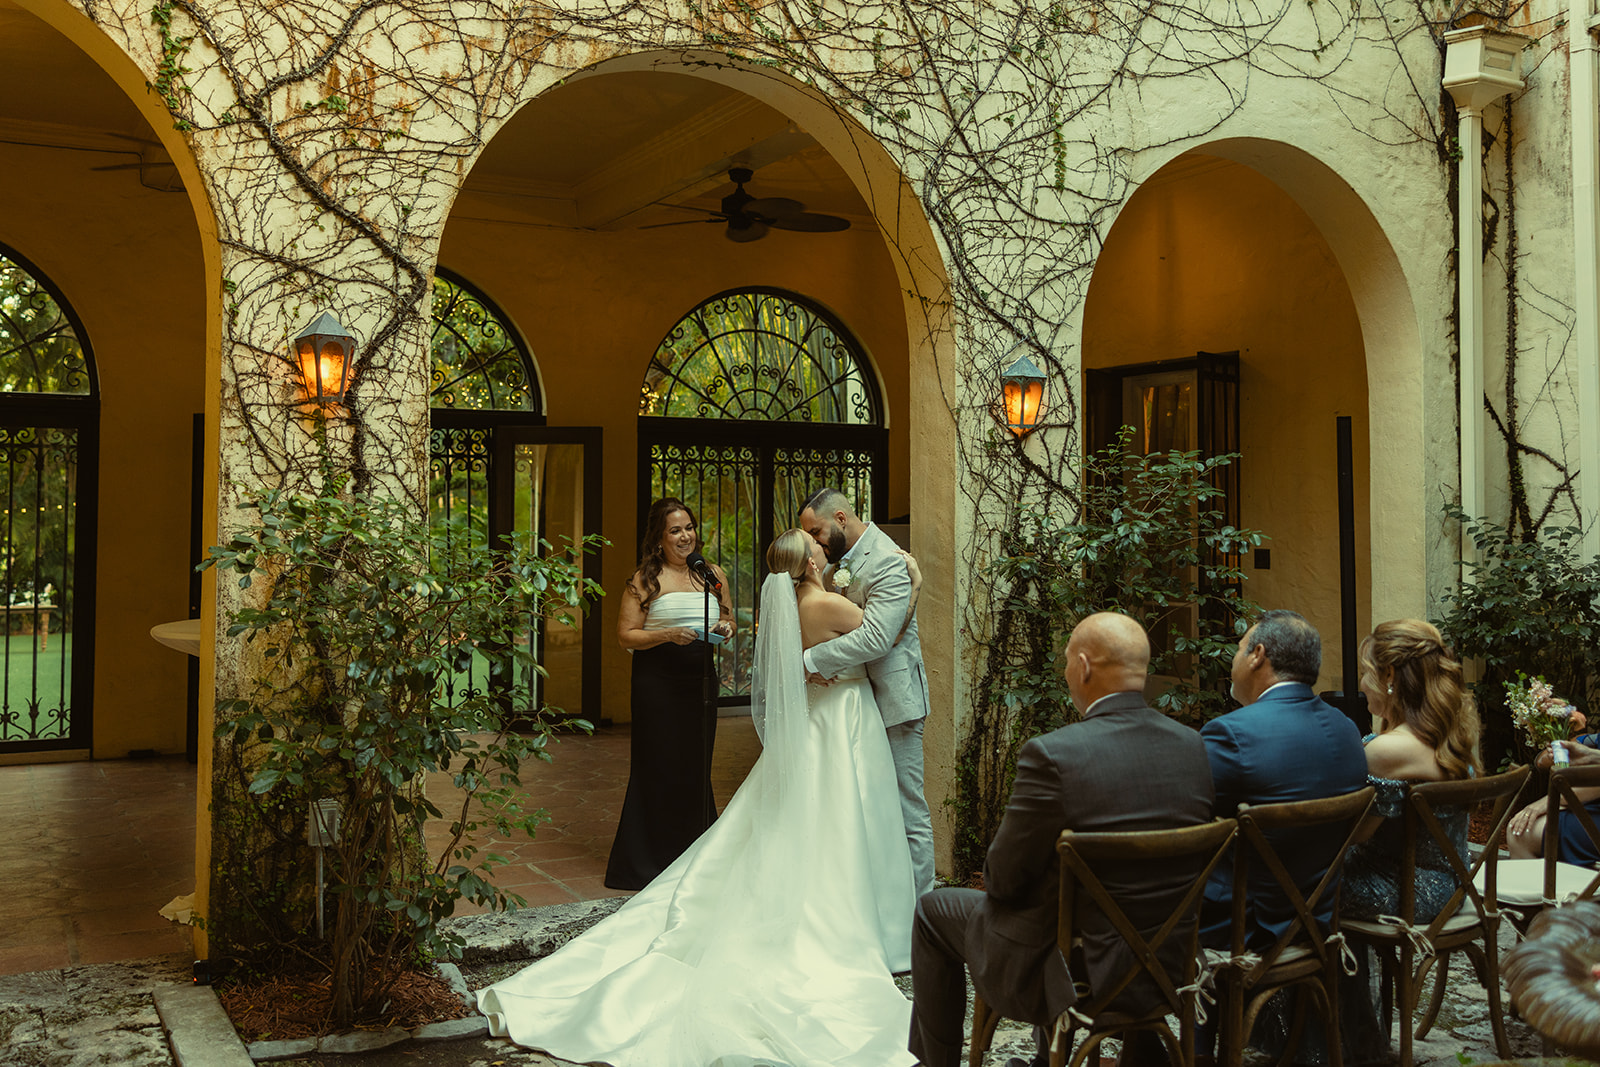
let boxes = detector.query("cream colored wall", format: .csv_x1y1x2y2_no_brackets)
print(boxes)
1082,156,1372,692
0,142,205,758
439,207,912,723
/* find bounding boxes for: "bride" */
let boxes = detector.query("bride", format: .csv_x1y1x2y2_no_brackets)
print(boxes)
478,528,918,1067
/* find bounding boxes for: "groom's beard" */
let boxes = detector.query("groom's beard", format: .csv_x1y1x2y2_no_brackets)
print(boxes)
824,527,848,563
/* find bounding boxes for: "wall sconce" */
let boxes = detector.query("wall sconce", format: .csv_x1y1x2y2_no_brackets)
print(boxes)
293,311,356,405
1001,352,1047,435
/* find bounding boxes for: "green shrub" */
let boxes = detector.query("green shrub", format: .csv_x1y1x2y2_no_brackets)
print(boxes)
1436,506,1600,770
955,427,1261,875
202,483,604,1028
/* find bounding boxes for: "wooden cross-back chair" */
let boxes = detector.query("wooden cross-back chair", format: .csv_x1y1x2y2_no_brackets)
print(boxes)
966,818,1239,1067
1215,786,1379,1067
1494,762,1600,934
1343,765,1530,1067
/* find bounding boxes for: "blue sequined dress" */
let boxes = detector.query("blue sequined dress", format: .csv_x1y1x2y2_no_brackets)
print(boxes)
1257,764,1471,1066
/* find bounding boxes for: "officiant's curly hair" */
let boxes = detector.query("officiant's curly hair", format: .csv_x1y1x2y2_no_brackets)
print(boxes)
1361,619,1480,780
768,529,811,580
633,497,702,610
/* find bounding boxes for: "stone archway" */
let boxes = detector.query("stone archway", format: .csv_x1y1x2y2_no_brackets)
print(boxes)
443,51,963,870
1083,138,1426,694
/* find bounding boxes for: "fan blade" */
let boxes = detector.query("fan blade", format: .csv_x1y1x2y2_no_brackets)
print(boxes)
744,196,807,218
771,212,851,233
726,218,770,243
639,217,726,230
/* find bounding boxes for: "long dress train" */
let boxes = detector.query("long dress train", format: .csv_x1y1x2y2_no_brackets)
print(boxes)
479,574,916,1067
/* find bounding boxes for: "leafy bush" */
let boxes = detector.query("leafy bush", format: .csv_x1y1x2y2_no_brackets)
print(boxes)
955,428,1261,875
1436,507,1600,770
202,484,604,1028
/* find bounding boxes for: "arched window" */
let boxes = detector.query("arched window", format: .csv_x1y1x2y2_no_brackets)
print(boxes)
639,288,886,703
640,289,878,424
429,272,538,412
0,244,99,754
427,268,598,719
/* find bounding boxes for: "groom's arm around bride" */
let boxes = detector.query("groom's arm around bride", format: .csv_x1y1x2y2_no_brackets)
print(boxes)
799,487,935,898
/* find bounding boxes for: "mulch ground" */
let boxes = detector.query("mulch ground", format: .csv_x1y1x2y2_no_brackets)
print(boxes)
217,966,472,1043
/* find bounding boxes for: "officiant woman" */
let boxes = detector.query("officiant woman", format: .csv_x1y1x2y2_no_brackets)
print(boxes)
604,497,735,890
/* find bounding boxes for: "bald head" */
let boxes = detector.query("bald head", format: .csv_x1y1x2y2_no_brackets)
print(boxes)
1064,612,1151,711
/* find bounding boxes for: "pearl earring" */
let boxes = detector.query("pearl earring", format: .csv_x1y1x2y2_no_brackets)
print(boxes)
1386,685,1393,695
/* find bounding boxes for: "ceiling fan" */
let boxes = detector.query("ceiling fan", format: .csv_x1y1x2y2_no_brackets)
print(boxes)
644,167,850,243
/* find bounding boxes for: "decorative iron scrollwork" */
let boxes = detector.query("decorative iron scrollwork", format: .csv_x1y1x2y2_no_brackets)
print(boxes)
0,251,93,397
640,289,878,424
430,269,537,412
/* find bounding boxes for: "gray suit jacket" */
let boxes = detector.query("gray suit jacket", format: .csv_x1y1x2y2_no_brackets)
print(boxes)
966,693,1215,1024
806,522,930,729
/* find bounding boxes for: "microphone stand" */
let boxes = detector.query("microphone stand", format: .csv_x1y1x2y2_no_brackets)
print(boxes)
698,574,716,834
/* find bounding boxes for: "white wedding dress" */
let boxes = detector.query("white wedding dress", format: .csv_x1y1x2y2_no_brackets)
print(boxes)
478,574,916,1067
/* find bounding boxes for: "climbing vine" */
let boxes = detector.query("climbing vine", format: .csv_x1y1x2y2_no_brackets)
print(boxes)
59,0,1576,888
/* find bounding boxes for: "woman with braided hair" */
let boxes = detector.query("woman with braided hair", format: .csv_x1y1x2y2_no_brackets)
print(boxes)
1284,619,1481,1066
1342,618,1480,921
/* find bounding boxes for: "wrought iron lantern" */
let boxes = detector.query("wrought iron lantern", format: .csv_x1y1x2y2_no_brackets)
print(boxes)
293,311,356,404
1001,352,1047,435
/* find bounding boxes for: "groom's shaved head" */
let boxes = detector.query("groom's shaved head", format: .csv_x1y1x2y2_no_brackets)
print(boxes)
1064,612,1151,710
801,487,853,521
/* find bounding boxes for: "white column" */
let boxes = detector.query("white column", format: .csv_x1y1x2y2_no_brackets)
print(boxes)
1571,1,1600,553
1457,101,1487,530
1443,28,1528,556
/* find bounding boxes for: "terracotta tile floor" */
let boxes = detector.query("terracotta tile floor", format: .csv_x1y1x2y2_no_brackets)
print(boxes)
0,717,761,975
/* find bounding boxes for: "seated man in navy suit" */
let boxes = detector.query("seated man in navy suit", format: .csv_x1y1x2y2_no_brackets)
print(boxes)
1201,608,1367,943
1196,610,1367,1059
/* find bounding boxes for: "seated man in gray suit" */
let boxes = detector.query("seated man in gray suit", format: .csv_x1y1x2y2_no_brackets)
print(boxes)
800,487,935,897
908,612,1215,1067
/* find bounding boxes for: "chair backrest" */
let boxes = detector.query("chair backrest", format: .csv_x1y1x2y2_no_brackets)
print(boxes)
1405,764,1530,935
1057,818,1238,1018
1231,786,1378,978
1541,762,1600,902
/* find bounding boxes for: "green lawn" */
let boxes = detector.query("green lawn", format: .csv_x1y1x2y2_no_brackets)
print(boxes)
0,634,71,741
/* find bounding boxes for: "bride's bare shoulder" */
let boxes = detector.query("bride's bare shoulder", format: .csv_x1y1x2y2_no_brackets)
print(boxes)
797,587,856,623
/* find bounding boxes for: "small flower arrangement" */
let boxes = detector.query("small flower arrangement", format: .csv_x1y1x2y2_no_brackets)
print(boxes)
831,564,855,591
1507,673,1578,750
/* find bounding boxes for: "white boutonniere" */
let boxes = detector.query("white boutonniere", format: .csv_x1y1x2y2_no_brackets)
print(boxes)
832,564,855,591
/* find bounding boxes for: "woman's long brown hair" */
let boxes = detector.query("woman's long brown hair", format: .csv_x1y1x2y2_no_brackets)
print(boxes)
1362,618,1480,780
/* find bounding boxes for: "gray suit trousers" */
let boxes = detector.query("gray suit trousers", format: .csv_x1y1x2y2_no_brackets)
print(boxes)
887,716,935,898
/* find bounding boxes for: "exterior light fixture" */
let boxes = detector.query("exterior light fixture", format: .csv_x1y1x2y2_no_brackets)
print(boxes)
1001,352,1047,435
293,311,356,405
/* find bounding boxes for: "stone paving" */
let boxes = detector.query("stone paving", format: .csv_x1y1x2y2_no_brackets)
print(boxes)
0,897,1567,1067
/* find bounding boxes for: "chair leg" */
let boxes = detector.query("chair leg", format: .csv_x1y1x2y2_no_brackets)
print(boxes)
970,994,1000,1067
1323,974,1344,1067
1414,953,1448,1040
1395,943,1416,1067
1220,976,1247,1067
1478,920,1515,1061
1060,1027,1096,1067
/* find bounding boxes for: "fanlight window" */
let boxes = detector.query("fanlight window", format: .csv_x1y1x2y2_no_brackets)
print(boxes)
0,252,92,396
640,289,878,423
430,269,537,412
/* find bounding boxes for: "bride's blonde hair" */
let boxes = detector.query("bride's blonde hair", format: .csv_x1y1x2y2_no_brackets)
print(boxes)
767,529,811,581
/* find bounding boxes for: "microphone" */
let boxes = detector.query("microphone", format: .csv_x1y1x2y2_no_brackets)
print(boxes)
685,550,722,592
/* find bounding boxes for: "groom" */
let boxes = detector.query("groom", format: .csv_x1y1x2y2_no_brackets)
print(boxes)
799,487,935,897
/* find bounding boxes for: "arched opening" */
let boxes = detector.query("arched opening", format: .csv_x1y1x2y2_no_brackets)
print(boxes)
0,0,221,971
639,286,887,702
1083,142,1418,700
435,55,958,895
0,243,99,756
